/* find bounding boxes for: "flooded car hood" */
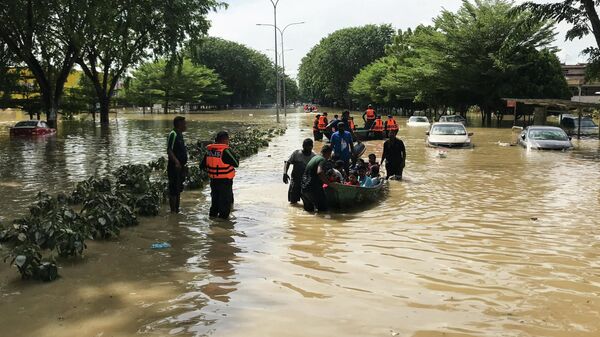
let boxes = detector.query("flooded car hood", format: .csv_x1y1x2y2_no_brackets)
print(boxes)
528,139,573,150
428,134,470,144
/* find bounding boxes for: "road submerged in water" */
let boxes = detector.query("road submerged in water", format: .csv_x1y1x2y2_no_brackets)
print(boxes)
0,109,599,337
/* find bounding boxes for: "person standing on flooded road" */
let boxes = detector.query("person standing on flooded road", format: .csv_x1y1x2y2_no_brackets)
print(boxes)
301,145,333,213
380,129,406,180
283,138,316,204
330,122,354,173
167,116,188,213
201,131,239,219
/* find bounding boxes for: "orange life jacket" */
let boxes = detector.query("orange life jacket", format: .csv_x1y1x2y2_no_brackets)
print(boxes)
366,108,376,120
386,118,399,131
318,116,328,130
349,119,356,131
206,143,236,180
372,119,384,132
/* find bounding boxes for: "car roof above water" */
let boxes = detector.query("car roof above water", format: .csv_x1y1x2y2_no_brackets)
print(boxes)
527,125,564,131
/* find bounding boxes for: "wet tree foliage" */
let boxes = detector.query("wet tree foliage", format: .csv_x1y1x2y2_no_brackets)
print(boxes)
347,0,571,124
0,127,285,282
298,24,395,107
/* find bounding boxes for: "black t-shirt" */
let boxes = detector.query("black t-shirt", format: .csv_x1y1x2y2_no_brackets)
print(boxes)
382,137,406,165
167,130,188,166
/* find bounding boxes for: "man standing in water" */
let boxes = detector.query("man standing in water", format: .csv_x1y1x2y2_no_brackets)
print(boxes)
283,138,316,204
167,116,188,213
380,129,406,180
301,145,333,212
201,131,239,219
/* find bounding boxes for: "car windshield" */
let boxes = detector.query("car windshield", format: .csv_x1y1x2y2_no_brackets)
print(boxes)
576,118,598,127
14,121,38,127
431,125,466,135
440,116,464,122
410,117,428,123
529,129,569,141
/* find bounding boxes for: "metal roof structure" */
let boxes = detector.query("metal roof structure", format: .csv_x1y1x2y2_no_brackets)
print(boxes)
502,98,600,110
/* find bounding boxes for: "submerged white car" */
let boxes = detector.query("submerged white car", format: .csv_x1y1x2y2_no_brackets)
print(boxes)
426,122,473,148
407,116,431,127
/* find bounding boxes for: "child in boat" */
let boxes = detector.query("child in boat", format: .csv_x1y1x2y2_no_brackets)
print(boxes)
334,160,347,180
357,165,374,187
345,172,360,186
326,168,342,183
367,153,380,177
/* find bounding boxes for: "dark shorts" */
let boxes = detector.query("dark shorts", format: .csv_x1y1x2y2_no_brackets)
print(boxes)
168,165,186,195
385,162,404,178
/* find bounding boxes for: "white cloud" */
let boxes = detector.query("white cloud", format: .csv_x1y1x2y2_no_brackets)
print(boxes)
208,0,595,77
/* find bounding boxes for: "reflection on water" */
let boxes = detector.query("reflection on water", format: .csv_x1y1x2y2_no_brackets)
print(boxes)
1,109,599,337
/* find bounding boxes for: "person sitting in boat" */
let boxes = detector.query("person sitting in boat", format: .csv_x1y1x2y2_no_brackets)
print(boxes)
345,172,360,186
326,168,342,183
357,165,375,187
313,114,323,141
363,104,376,129
352,158,366,171
334,160,347,182
301,145,333,212
369,165,381,179
367,153,380,176
349,117,356,132
384,115,399,137
370,115,385,138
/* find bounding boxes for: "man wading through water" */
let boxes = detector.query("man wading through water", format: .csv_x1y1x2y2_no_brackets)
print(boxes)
301,144,333,212
283,138,316,204
201,131,239,219
167,116,188,213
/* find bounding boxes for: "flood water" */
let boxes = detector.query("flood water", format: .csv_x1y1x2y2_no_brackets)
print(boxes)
1,109,599,337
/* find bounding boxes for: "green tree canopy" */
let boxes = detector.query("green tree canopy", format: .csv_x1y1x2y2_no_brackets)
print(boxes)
298,24,395,106
126,58,229,114
189,37,274,106
349,0,570,122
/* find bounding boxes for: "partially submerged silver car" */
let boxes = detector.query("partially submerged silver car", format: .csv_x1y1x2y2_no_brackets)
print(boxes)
518,126,573,150
426,122,473,148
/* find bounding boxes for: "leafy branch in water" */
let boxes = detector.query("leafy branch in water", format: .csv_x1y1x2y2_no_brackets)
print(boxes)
0,127,285,281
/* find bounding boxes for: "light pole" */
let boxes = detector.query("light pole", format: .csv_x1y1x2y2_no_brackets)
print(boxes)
258,21,305,117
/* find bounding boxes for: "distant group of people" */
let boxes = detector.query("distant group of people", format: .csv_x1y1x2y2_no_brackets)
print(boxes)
313,105,400,141
304,104,319,113
284,105,407,212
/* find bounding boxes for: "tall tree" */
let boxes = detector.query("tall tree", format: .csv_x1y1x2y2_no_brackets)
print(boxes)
127,58,228,114
518,0,600,77
0,0,87,127
189,37,275,106
298,24,395,106
76,0,225,125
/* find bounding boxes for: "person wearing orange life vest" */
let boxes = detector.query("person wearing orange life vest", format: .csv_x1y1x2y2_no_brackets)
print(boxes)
384,115,399,137
348,117,356,131
200,131,239,219
362,104,376,129
371,115,385,139
313,114,323,141
317,112,328,131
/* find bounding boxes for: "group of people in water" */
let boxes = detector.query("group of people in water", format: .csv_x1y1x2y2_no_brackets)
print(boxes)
167,104,406,218
285,105,407,212
312,104,400,140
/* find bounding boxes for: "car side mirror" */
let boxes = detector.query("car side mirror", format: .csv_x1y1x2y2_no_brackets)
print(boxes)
521,134,526,140
425,131,430,136
468,132,474,137
569,136,572,141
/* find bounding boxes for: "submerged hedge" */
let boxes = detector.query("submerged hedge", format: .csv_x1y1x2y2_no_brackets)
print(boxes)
0,127,285,281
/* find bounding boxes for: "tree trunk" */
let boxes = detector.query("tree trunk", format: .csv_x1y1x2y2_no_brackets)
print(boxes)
164,94,169,114
99,96,110,125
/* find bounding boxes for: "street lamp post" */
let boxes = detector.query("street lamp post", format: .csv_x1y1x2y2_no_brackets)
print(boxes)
258,21,305,117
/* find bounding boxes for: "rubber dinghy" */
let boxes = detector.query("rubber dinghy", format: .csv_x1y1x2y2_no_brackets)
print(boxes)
324,179,386,209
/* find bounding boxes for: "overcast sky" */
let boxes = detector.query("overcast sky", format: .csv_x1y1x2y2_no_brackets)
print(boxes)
208,0,595,78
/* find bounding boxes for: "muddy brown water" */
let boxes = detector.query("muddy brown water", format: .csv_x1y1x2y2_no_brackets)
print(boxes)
0,109,599,337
